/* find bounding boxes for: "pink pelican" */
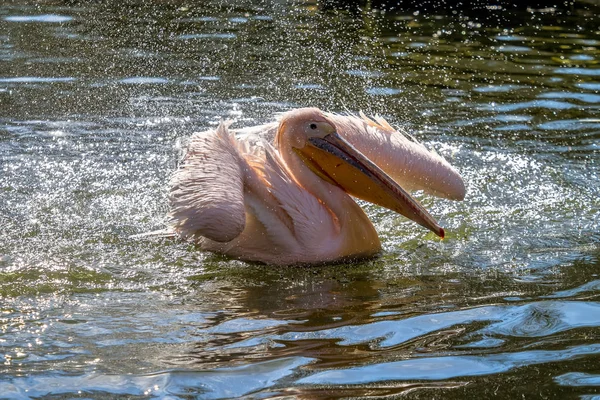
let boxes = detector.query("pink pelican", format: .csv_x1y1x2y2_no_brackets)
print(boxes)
168,108,465,265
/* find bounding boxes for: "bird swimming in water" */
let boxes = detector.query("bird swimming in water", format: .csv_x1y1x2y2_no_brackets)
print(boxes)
166,108,465,265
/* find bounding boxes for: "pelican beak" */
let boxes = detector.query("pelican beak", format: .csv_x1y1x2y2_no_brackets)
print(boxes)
296,132,445,238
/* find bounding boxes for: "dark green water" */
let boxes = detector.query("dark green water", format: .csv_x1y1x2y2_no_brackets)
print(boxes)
1,0,599,398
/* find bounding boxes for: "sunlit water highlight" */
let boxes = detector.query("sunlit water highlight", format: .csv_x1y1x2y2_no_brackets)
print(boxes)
1,0,599,398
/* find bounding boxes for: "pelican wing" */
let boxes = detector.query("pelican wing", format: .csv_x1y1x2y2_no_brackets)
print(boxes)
169,123,246,243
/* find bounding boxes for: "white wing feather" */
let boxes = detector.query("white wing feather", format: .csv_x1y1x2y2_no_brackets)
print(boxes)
169,122,246,242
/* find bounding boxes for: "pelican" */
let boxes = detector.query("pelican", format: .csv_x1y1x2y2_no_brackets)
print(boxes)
167,108,465,265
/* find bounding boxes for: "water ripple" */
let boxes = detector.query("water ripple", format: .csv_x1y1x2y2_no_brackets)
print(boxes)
485,100,580,112
477,301,600,337
177,33,236,40
0,77,76,83
203,301,600,352
4,15,73,23
0,357,314,399
539,92,600,104
298,344,600,384
280,306,502,348
555,372,600,387
537,119,600,131
554,67,600,76
545,280,600,299
119,77,169,84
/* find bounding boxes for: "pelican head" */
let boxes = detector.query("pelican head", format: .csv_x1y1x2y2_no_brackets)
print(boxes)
276,108,445,238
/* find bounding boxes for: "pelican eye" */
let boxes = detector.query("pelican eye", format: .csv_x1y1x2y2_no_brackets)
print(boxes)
309,123,317,130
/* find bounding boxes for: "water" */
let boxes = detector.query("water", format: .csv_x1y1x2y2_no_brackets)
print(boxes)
1,0,599,398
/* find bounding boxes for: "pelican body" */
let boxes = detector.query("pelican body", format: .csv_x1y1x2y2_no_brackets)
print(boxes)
169,108,465,265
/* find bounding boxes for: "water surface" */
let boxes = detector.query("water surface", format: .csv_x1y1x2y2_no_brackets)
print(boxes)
1,0,599,398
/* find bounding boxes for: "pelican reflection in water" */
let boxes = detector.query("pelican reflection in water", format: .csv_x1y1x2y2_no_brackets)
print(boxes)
167,108,465,265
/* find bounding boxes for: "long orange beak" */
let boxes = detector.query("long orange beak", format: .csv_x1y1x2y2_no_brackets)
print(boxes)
296,132,445,238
